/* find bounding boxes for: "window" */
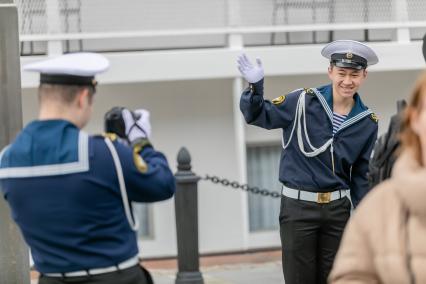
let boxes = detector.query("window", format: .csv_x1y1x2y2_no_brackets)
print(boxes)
247,144,282,232
134,204,152,238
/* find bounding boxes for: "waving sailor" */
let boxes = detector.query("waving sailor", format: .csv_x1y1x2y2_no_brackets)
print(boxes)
238,40,378,284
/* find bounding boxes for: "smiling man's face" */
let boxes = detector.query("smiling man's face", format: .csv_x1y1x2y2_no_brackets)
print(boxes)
328,65,367,99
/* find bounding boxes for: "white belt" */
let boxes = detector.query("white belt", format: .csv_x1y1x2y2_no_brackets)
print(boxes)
282,184,350,204
44,255,139,277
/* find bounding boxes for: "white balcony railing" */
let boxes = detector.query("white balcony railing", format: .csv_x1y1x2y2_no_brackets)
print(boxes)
20,21,426,42
17,0,426,55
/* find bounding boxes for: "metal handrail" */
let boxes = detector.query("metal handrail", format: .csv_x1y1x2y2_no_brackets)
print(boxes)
19,21,426,42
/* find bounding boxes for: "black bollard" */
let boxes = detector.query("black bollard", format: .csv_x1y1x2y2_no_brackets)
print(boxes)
174,147,204,284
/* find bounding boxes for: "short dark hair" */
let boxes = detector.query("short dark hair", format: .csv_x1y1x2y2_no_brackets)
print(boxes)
38,84,95,105
329,62,366,71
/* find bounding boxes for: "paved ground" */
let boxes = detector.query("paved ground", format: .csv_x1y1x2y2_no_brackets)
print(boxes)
31,249,285,284
150,261,284,284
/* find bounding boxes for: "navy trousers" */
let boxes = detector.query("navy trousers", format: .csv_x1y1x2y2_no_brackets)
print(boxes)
38,265,152,284
279,195,351,284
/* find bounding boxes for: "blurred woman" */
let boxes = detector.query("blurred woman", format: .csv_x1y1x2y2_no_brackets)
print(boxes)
329,72,426,284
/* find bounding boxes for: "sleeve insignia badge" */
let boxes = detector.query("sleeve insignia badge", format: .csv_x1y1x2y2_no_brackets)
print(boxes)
133,144,149,173
370,113,379,123
272,95,286,105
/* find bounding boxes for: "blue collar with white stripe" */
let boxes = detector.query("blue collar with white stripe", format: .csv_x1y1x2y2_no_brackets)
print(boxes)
0,120,89,178
316,84,369,120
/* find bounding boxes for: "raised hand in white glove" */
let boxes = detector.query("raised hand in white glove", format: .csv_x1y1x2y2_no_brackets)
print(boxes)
122,108,152,144
237,53,264,83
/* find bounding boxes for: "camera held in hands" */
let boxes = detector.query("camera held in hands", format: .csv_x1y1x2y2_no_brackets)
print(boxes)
104,107,140,139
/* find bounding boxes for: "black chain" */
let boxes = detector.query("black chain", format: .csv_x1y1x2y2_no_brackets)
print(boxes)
202,175,281,198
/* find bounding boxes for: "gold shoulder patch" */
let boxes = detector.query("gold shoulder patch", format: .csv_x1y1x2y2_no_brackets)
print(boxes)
272,95,286,105
103,132,118,141
370,113,379,123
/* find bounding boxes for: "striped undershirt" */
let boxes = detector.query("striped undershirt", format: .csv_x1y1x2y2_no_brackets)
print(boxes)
333,112,347,135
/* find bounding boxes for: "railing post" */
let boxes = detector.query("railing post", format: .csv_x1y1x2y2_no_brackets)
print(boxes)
393,0,410,43
0,1,30,283
174,147,204,284
46,0,63,55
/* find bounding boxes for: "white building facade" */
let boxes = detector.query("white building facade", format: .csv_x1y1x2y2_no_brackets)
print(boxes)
16,0,426,258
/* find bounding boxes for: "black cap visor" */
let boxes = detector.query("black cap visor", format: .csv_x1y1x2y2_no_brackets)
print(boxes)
40,74,97,87
330,53,367,70
332,60,365,70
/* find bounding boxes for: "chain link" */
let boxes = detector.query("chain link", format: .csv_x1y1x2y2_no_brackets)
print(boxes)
202,175,281,198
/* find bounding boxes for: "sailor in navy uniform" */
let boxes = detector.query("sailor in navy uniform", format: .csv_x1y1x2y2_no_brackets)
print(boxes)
0,53,175,284
237,40,379,284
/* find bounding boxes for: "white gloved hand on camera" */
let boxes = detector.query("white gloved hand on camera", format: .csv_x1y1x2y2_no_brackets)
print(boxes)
122,108,152,143
237,53,264,83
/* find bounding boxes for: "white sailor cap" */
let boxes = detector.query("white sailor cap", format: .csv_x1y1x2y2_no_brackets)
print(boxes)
321,40,378,70
23,52,110,87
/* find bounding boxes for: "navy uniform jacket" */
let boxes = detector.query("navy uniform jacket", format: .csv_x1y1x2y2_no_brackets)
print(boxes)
240,80,378,207
0,120,175,273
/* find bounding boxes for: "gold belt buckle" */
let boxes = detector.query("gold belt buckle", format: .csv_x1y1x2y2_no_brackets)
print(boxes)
317,192,332,204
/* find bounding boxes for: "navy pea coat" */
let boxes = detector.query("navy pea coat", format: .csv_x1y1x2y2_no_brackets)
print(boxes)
240,80,378,206
0,120,175,273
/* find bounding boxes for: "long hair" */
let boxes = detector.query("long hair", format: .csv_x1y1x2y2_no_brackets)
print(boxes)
400,72,426,165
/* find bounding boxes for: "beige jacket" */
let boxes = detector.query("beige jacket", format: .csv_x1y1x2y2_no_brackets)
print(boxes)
329,150,426,284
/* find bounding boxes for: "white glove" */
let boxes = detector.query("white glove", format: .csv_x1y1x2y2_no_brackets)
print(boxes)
237,53,264,83
122,108,152,143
